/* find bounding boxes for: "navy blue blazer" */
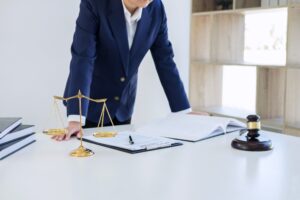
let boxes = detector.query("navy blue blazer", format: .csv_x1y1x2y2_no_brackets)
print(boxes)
64,0,190,123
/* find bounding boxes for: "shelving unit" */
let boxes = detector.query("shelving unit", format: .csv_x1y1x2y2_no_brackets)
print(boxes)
192,0,233,12
190,0,300,136
236,0,260,8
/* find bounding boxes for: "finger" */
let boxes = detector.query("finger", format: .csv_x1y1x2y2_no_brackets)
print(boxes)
55,136,61,141
64,129,80,140
62,134,68,141
76,132,81,138
56,135,65,141
65,132,72,140
52,135,59,140
61,134,67,141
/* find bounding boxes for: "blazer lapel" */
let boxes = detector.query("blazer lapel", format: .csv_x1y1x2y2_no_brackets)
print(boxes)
108,0,130,76
130,8,151,60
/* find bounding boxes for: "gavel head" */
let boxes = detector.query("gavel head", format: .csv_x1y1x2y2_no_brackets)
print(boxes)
247,115,260,122
247,114,261,138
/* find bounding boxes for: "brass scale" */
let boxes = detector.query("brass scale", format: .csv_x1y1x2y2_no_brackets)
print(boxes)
43,90,118,157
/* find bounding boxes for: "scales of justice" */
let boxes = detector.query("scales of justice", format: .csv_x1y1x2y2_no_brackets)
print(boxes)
43,90,117,157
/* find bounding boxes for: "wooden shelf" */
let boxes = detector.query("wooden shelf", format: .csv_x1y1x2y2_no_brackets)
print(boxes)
256,68,285,120
190,60,286,68
192,2,288,16
284,126,300,136
237,5,287,12
192,0,233,13
285,68,300,129
192,10,234,16
191,8,288,66
235,0,261,9
195,6,287,15
191,0,300,15
191,13,244,64
190,0,300,137
189,64,223,109
235,0,288,9
193,106,251,120
287,6,300,66
261,118,284,133
289,0,300,6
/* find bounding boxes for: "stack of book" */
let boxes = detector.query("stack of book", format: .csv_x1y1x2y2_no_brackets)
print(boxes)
0,118,36,160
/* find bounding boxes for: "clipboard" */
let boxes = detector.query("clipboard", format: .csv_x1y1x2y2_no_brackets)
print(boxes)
82,131,183,154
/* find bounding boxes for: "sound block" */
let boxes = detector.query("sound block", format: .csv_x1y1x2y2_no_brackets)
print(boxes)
231,135,273,151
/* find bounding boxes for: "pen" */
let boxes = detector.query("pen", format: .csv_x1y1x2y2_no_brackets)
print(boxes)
129,135,134,145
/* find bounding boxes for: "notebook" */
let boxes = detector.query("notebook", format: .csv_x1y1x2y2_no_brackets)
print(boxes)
0,133,36,160
0,125,35,146
0,117,22,139
82,131,183,153
136,113,246,142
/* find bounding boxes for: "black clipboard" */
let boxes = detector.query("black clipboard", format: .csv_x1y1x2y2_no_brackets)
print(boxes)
82,137,183,154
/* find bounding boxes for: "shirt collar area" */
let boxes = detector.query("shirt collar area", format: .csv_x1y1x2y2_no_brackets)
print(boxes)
122,0,143,23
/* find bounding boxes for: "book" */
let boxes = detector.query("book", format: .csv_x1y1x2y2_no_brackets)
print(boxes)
82,131,183,154
0,125,35,145
0,117,22,139
0,133,36,160
136,113,246,142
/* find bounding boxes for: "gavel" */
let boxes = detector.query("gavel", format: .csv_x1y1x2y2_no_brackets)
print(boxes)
231,115,273,151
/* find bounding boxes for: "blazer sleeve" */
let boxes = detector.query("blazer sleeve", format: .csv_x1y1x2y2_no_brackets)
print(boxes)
65,0,99,117
150,2,190,112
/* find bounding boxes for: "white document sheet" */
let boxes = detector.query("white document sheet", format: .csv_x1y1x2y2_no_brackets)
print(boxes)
83,131,180,151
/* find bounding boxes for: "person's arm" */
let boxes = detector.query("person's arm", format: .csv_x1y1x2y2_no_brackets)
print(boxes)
53,0,98,141
150,2,190,113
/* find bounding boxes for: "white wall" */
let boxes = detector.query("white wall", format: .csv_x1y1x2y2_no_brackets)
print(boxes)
0,0,191,131
133,0,191,125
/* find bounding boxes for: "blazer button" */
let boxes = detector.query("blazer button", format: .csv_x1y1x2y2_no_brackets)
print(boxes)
120,77,126,82
114,96,120,101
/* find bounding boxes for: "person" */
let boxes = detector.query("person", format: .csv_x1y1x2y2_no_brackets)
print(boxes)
52,0,191,141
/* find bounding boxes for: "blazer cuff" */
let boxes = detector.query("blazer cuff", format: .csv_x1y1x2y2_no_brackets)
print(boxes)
173,108,192,114
68,115,86,126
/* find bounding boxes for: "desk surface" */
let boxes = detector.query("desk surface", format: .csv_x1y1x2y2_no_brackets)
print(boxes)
0,125,300,200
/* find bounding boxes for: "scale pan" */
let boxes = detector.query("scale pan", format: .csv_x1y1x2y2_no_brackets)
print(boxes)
93,131,117,138
43,128,67,136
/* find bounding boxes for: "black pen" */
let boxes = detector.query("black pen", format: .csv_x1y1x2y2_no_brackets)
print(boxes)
129,135,134,145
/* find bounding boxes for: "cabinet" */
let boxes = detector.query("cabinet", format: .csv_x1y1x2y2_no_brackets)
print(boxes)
190,0,300,136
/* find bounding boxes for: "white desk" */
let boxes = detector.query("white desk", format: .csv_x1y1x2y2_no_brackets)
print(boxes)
0,125,300,200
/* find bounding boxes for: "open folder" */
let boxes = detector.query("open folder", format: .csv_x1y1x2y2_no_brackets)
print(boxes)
82,131,183,154
136,113,246,142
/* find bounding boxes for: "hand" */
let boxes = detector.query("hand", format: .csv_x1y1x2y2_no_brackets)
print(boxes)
188,111,210,116
51,121,81,141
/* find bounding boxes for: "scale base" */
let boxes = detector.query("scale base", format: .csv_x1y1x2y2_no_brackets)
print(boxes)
70,145,94,157
231,136,273,151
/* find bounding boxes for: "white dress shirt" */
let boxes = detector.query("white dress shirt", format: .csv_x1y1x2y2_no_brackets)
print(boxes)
68,1,191,125
122,0,143,48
